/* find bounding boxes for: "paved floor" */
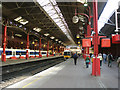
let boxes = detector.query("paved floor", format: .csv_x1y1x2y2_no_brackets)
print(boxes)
6,57,118,88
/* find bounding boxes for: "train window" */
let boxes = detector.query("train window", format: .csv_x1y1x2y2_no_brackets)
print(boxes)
30,52,34,55
0,51,2,55
42,52,46,54
35,52,39,55
21,51,26,55
16,51,26,55
6,51,12,55
16,51,21,55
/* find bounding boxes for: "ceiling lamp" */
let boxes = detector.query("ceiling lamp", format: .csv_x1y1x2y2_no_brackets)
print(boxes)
79,26,83,30
55,39,58,41
72,16,79,24
32,41,35,44
21,42,23,44
44,33,49,36
84,3,88,7
59,41,61,43
50,36,55,39
76,34,80,38
78,41,80,44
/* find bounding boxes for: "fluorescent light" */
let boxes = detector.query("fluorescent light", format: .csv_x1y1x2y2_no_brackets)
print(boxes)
98,0,119,32
44,33,49,36
15,34,22,37
14,16,22,21
20,20,29,25
33,27,41,32
50,36,55,39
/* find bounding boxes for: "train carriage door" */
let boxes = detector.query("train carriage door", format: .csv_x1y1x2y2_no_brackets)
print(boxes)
13,51,16,56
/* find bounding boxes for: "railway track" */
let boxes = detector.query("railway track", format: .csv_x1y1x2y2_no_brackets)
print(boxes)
1,57,65,82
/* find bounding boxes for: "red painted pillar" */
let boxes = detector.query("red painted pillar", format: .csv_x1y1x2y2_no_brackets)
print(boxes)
87,6,92,56
39,38,42,58
52,44,54,56
2,22,7,62
57,46,59,53
26,33,29,60
47,41,49,57
92,0,100,76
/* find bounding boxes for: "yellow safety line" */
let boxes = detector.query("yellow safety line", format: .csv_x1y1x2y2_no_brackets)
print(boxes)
22,76,43,88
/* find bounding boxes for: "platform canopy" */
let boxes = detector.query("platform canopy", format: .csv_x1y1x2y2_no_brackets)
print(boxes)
1,0,107,46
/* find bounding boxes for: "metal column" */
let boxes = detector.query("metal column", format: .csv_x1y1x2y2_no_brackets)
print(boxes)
39,38,42,58
2,22,7,62
92,0,100,76
26,33,29,60
47,41,49,57
52,44,54,56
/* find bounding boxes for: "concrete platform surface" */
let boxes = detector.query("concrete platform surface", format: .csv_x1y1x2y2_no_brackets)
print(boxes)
1,56,63,67
6,57,118,88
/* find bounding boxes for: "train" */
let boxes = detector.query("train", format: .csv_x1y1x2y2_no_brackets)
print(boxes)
63,46,82,59
0,48,49,59
64,50,72,59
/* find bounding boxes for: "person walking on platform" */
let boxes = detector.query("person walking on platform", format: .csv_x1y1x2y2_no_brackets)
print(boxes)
98,53,103,68
73,53,78,65
103,53,107,64
108,53,113,67
117,57,120,68
85,55,90,68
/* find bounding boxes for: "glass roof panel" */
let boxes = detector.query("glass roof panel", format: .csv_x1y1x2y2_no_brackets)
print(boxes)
98,0,119,32
36,0,75,44
39,0,50,6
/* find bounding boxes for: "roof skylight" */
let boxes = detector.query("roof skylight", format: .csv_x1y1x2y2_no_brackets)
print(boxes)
33,27,41,32
44,33,49,36
50,36,55,39
14,16,29,25
98,0,119,32
36,0,75,44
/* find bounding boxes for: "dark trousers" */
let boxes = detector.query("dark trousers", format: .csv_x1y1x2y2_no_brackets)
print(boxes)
108,60,112,67
74,58,77,65
86,62,89,68
100,60,102,66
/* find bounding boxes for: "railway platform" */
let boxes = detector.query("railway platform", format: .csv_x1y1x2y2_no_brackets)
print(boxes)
1,56,63,67
6,57,119,88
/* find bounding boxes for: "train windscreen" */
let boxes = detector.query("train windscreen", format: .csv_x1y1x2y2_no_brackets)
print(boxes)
64,52,70,55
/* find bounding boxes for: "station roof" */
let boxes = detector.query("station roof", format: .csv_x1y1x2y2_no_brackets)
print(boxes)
1,1,107,46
